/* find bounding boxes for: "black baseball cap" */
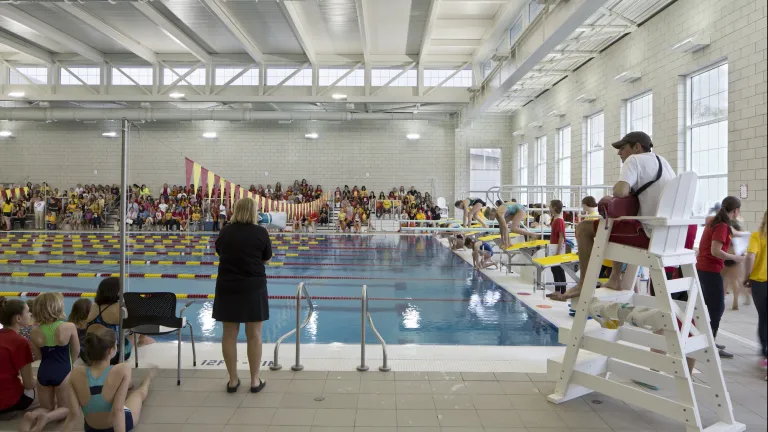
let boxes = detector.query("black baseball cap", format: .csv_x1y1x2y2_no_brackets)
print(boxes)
611,131,653,150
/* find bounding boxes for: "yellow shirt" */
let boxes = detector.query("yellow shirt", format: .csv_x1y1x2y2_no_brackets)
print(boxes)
747,232,767,282
2,202,11,213
46,214,55,223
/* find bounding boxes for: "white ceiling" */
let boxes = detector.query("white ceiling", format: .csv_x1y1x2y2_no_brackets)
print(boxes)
0,0,676,116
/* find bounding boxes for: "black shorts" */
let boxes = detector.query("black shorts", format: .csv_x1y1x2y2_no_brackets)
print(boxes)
0,390,35,414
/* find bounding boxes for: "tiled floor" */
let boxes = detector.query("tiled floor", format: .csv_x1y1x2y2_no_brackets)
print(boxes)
3,362,764,432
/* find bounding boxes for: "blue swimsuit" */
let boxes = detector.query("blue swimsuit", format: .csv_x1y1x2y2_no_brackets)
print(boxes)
82,366,134,432
84,305,132,365
37,321,72,387
480,242,494,257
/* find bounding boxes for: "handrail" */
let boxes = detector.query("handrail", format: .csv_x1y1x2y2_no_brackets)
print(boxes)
270,282,314,371
357,284,391,372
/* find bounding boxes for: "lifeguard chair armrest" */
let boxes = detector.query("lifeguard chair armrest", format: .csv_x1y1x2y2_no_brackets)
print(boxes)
612,217,706,226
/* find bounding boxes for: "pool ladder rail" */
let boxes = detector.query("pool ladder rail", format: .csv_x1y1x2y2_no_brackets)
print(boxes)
271,282,314,371
357,284,390,372
270,282,390,372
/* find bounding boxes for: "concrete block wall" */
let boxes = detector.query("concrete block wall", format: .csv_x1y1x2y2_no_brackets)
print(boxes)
0,119,457,201
453,115,516,203
507,0,767,229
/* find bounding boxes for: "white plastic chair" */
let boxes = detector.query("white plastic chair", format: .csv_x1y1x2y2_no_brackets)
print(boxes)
437,197,448,216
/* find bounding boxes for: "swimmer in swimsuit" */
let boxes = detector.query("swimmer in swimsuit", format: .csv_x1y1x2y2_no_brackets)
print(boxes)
62,330,157,432
472,240,498,270
22,292,80,432
492,202,540,248
455,198,487,228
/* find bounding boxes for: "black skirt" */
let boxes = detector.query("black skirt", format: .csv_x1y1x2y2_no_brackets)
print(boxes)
212,278,270,323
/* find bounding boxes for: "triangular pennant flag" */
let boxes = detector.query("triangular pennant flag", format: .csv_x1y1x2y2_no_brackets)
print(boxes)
192,162,202,195
185,158,194,187
199,167,208,198
207,170,215,198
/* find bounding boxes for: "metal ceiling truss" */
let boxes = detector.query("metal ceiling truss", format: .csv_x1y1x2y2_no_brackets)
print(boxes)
370,62,417,96
132,2,212,65
0,4,105,63
56,3,158,65
56,61,99,95
423,61,470,96
159,60,205,95
317,62,363,96
0,31,53,65
264,62,311,96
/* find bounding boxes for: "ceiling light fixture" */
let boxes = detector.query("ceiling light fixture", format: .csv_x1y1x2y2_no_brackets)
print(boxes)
8,92,25,98
575,94,596,103
614,71,641,83
528,121,543,128
671,35,710,53
0,131,13,137
331,93,347,100
169,92,185,99
548,110,565,117
202,132,217,139
101,131,118,138
305,132,318,139
512,130,524,137
406,133,420,140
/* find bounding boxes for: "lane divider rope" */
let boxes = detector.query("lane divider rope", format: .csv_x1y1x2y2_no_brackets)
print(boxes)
0,272,456,281
0,251,361,257
0,259,405,267
0,243,387,251
0,291,517,302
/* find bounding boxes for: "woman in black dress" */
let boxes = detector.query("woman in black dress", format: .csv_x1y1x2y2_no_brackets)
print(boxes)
213,198,272,393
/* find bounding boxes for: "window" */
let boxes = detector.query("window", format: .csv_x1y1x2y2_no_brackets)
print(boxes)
163,67,205,86
318,68,364,87
518,142,529,204
482,59,494,80
371,68,417,87
627,92,653,135
508,14,523,47
469,149,501,195
9,66,48,85
111,67,153,86
266,67,312,86
60,67,100,85
687,62,728,215
556,126,572,207
528,0,545,23
534,136,547,203
215,67,258,86
586,112,605,198
423,69,473,88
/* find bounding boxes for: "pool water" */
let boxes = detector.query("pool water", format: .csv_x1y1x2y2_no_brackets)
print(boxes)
0,233,559,346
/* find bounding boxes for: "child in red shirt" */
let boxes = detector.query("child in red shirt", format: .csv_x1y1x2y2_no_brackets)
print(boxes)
549,200,567,294
696,197,745,349
0,297,36,417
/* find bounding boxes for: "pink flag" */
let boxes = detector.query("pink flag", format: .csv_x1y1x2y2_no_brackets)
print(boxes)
185,158,194,187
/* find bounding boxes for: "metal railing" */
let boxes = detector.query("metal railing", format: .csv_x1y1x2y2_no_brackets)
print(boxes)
270,282,315,371
357,285,390,372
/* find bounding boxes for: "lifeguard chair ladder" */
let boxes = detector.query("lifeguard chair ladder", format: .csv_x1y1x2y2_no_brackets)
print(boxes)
547,172,745,432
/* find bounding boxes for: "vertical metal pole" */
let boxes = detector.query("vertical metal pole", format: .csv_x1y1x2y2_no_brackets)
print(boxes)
291,282,304,371
357,285,369,371
117,118,129,363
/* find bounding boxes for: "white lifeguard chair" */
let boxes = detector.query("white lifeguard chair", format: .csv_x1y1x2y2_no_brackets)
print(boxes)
547,172,745,432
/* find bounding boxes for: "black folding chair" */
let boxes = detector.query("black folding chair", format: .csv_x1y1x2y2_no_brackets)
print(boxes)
123,292,196,385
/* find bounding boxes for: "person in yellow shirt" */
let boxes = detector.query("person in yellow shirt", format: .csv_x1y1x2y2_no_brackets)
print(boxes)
46,210,57,230
3,198,13,231
744,210,767,369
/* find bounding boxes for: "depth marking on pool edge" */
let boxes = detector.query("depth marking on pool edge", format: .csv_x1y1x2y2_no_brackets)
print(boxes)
200,360,274,367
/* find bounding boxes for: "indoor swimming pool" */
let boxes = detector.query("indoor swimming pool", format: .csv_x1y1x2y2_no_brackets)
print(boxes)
0,233,559,346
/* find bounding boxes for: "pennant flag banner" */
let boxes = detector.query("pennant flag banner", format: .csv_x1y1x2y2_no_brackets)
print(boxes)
182,158,330,217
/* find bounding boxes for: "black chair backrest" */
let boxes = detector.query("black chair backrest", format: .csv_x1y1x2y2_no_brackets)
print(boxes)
123,292,181,328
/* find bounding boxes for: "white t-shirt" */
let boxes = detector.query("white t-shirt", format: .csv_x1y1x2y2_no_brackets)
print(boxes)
618,152,676,232
34,201,45,212
219,205,227,216
159,203,169,213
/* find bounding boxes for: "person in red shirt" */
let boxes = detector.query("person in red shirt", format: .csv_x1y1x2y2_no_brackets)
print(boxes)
696,196,744,357
0,297,36,417
308,210,319,233
548,200,568,295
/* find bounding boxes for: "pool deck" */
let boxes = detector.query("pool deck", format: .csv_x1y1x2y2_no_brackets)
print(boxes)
0,234,765,431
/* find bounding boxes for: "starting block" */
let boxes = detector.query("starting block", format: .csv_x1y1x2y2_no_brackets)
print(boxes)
496,238,550,275
478,234,500,242
533,253,580,294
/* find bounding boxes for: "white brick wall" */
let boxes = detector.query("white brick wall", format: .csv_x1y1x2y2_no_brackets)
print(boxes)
506,0,767,229
0,119,457,201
